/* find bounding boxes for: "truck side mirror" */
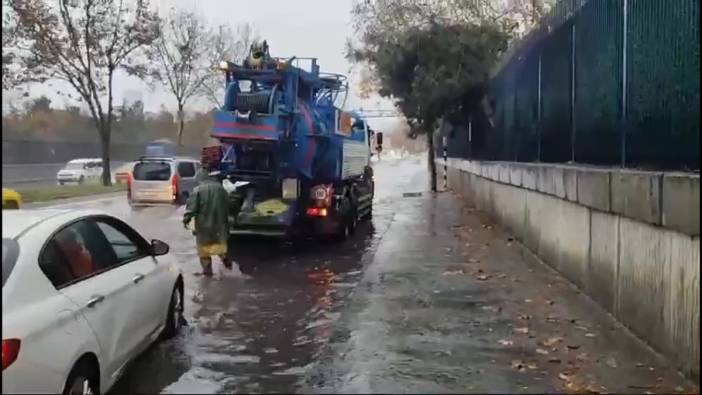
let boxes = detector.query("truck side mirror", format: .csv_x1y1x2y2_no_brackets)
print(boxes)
376,132,383,147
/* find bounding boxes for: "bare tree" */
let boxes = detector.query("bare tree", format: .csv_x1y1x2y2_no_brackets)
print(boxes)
2,1,20,90
201,23,256,109
9,0,159,185
147,8,211,146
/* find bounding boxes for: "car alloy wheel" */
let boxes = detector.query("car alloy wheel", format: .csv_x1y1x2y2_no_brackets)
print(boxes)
162,284,183,339
65,371,97,395
172,286,183,332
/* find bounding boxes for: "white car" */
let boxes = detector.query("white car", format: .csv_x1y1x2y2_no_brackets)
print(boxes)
2,209,184,394
57,159,103,185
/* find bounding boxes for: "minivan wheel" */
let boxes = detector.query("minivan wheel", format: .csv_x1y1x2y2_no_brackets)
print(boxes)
64,362,99,395
161,282,184,340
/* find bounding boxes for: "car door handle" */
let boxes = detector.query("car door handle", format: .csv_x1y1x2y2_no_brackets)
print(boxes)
86,295,104,308
132,273,144,284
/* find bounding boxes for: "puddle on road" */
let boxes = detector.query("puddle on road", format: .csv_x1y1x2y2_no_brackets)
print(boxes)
111,200,397,394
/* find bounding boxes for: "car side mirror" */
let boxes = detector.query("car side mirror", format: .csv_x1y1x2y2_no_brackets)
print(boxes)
151,239,169,256
376,132,383,147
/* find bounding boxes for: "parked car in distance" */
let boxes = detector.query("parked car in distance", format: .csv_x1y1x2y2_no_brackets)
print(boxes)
128,156,201,206
2,188,22,209
56,159,103,185
2,209,184,395
112,162,135,185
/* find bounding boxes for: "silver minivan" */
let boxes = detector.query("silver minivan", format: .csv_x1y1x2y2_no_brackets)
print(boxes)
129,156,201,205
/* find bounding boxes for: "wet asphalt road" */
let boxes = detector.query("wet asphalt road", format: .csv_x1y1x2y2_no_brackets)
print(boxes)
35,157,427,394
28,157,697,394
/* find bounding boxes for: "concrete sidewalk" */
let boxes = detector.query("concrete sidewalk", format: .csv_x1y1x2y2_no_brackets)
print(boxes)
306,189,698,393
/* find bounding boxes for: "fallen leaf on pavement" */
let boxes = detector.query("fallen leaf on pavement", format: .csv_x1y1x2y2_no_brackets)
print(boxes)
482,305,501,312
518,314,531,320
498,339,513,346
635,362,646,368
514,327,529,334
524,298,533,303
442,269,464,276
548,357,561,363
559,372,572,381
477,274,490,281
605,357,618,368
467,258,480,263
543,337,564,347
585,333,596,338
576,353,589,362
511,360,525,371
546,300,555,305
497,273,507,279
536,348,549,355
567,344,581,350
526,363,538,370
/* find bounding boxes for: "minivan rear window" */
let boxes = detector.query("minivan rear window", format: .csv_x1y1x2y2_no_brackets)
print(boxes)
133,162,172,181
3,238,20,287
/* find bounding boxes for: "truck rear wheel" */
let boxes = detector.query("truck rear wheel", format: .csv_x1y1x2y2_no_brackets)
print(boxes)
335,196,354,241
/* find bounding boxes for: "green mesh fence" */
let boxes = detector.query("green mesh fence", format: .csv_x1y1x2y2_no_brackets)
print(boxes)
540,20,574,163
448,0,699,170
626,0,699,169
574,0,623,165
513,52,540,162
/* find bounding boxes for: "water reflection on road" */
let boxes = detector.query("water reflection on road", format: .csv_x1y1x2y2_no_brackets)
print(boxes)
105,158,421,394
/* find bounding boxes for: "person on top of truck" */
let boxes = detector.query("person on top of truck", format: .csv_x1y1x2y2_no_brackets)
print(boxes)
183,168,236,276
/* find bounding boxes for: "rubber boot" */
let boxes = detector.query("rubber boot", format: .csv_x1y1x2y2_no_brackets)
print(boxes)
199,257,214,276
221,254,233,270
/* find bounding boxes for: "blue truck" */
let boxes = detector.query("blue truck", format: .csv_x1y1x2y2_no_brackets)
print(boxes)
201,41,381,240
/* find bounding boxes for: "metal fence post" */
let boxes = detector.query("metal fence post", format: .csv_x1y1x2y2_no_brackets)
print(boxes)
468,113,473,160
571,20,577,162
537,51,543,162
621,0,628,167
443,135,448,190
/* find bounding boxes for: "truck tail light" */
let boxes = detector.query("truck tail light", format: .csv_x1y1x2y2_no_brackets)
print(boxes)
2,339,20,371
306,207,328,217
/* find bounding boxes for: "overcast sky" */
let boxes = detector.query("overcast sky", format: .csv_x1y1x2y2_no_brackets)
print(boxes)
4,0,401,132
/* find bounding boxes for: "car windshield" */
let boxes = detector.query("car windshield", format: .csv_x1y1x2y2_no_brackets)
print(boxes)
2,238,19,287
65,162,85,170
133,162,172,181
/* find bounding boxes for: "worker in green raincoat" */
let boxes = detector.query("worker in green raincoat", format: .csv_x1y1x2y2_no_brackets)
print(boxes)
182,169,234,276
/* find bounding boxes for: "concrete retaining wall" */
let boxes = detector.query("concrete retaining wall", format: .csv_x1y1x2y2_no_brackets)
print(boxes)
445,159,700,381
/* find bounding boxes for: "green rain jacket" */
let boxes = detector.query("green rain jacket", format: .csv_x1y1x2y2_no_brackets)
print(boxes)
183,176,230,246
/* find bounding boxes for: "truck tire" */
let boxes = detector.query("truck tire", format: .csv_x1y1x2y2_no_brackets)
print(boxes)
335,196,353,241
362,204,372,220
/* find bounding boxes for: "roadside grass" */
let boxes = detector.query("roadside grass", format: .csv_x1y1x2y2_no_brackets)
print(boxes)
19,183,126,204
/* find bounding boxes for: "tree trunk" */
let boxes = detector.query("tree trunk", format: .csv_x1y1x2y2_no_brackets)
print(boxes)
177,102,185,147
427,129,437,192
100,125,112,186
